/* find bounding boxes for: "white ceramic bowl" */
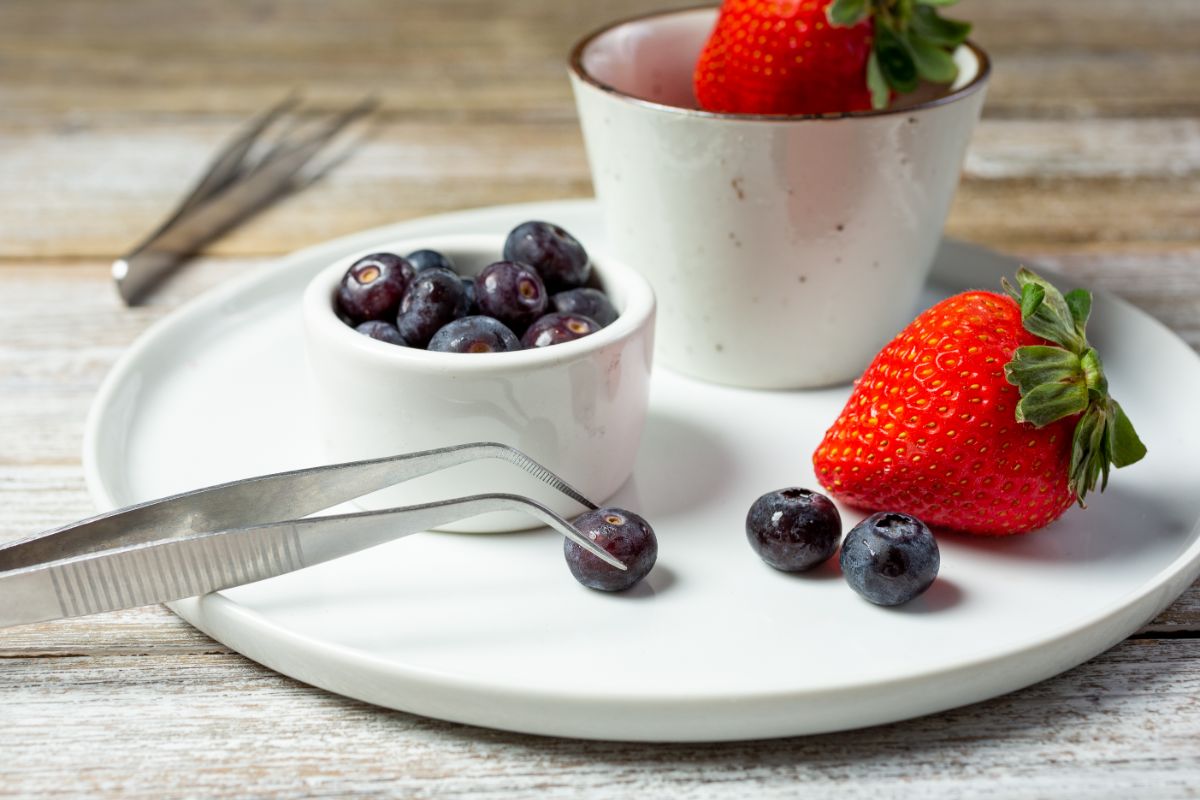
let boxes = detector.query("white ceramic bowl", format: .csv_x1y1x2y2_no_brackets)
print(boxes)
302,234,656,532
570,6,990,389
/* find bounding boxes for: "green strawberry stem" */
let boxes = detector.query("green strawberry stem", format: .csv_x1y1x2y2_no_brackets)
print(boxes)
1001,268,1147,506
827,0,972,110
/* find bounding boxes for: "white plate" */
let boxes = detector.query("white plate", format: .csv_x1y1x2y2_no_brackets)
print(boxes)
84,199,1200,742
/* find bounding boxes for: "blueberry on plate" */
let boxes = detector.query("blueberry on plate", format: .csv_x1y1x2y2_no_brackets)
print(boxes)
396,267,470,348
503,221,590,291
564,507,657,592
840,512,940,606
521,312,601,349
428,316,520,353
354,320,408,346
336,252,415,324
407,248,457,273
474,260,547,334
551,287,618,328
746,488,840,572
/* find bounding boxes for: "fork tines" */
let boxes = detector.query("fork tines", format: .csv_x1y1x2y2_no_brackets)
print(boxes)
113,94,378,305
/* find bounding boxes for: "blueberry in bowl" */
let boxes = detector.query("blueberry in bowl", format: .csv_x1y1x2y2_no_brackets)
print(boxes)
551,287,618,328
474,260,548,335
521,312,601,349
336,252,415,324
395,267,471,348
301,232,657,532
355,320,408,346
504,220,591,292
325,222,615,354
407,248,457,274
428,316,520,353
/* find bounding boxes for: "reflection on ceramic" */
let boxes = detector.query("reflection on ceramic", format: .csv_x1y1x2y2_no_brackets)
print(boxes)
84,200,1200,742
569,7,989,389
302,234,655,532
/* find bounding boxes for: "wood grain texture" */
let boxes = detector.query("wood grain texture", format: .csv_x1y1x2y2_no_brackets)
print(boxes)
0,0,1198,795
1,640,1198,798
2,118,1199,258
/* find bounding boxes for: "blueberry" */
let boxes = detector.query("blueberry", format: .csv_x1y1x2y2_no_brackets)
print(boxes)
746,488,841,572
396,267,470,348
355,320,408,346
474,261,547,334
428,316,521,353
407,249,457,273
551,287,618,328
521,312,601,349
564,507,657,592
335,253,415,324
840,512,940,606
503,221,590,291
461,276,479,315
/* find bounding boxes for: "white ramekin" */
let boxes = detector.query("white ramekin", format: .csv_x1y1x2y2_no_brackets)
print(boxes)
302,234,656,532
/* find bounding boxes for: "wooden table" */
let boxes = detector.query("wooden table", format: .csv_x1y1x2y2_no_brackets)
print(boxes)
2,1,1198,795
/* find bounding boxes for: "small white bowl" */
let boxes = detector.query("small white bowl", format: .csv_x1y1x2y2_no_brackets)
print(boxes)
301,234,656,532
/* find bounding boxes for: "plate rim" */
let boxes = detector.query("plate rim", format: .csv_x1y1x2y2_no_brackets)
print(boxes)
82,198,1200,740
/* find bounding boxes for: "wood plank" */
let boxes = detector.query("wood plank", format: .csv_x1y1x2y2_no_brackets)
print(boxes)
0,640,1198,797
0,606,229,657
0,0,1197,122
946,177,1200,250
966,119,1200,180
2,119,1200,259
0,121,592,258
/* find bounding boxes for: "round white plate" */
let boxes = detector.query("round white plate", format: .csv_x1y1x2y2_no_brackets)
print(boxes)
84,199,1200,742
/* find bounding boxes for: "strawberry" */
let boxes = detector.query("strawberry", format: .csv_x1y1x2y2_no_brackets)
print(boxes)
693,0,972,115
812,269,1147,535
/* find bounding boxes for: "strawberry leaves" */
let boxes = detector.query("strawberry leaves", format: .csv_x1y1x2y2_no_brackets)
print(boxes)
873,20,919,94
828,0,869,26
1002,267,1147,505
827,0,972,109
866,52,890,109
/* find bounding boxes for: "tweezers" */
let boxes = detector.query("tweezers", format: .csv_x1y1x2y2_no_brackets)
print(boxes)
112,94,377,305
0,443,621,630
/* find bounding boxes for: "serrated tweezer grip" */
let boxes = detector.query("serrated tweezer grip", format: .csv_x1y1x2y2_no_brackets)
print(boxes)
0,443,612,629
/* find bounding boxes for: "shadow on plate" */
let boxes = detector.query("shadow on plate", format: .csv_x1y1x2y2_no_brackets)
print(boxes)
615,564,677,600
773,556,843,582
607,409,737,520
937,486,1195,564
885,577,964,615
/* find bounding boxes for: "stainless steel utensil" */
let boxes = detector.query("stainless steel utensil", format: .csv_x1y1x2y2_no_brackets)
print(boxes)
0,443,620,629
112,94,377,305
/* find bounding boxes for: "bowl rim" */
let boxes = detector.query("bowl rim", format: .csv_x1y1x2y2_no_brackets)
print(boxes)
302,232,656,375
568,3,991,122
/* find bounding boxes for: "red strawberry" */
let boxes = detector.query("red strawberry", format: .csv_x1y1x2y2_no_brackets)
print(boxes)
693,0,972,115
813,269,1146,535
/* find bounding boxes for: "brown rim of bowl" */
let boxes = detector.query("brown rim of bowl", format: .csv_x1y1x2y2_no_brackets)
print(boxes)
567,3,991,122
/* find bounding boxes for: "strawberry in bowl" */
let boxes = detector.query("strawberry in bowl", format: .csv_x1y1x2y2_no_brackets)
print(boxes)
694,0,972,115
813,269,1147,535
569,5,988,388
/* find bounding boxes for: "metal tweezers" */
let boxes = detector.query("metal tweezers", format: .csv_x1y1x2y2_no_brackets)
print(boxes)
0,443,622,630
112,94,377,305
